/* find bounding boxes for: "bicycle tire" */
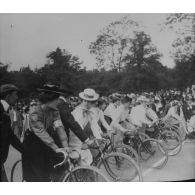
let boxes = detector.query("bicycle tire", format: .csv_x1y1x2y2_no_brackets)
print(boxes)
11,159,24,182
113,144,139,164
97,152,143,182
138,138,168,169
62,165,110,182
166,123,186,141
138,132,150,140
159,130,182,156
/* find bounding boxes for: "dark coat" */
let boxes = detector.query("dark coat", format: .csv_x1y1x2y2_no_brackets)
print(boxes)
22,104,64,182
0,102,24,165
58,101,89,142
182,103,193,121
22,130,62,182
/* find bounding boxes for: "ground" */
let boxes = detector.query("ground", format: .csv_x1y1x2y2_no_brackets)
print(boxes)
4,140,195,182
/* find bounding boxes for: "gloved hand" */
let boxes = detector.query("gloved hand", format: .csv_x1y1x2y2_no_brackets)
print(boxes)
84,139,99,149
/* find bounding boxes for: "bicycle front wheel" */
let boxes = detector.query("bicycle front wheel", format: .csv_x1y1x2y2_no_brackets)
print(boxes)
97,152,143,182
138,139,168,169
11,159,24,182
113,144,139,164
62,165,109,182
159,130,182,156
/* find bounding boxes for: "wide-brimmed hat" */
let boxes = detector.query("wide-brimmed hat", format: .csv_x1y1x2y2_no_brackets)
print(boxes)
136,96,150,103
127,93,136,98
37,84,72,95
79,88,99,101
0,84,19,95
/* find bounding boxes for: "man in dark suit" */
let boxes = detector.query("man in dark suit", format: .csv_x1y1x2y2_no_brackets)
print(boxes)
0,84,24,182
58,96,91,144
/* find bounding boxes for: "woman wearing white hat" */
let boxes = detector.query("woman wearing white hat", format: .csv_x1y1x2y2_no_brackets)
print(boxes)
69,88,101,165
130,96,158,128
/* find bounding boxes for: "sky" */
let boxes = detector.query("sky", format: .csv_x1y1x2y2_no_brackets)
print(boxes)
0,13,178,70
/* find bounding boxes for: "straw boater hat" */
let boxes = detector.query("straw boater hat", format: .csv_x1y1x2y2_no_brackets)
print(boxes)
79,88,99,101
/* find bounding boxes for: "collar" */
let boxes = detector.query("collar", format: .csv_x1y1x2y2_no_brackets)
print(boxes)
59,96,67,103
0,100,10,112
42,104,58,112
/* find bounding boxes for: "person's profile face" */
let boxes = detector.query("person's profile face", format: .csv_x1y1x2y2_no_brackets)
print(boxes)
124,102,130,109
132,99,136,105
8,91,18,106
116,100,120,106
101,103,107,111
46,98,59,109
83,99,92,109
87,101,93,109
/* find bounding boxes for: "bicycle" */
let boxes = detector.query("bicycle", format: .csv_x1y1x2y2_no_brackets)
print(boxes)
163,118,186,142
89,138,143,182
146,119,182,156
11,159,24,182
123,129,168,169
11,149,109,182
103,131,139,164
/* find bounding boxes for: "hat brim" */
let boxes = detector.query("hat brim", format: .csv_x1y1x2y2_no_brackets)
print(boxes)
37,88,73,95
137,98,150,103
79,92,99,101
37,88,65,95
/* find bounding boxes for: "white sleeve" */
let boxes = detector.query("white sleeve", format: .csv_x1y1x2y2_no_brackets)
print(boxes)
90,116,102,139
189,116,195,130
129,109,142,127
147,109,158,121
111,108,127,132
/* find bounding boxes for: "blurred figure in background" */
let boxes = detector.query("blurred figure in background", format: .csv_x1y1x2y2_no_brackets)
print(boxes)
0,84,24,182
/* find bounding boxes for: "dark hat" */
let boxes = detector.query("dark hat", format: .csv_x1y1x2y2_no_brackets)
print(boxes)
37,84,72,95
0,84,19,95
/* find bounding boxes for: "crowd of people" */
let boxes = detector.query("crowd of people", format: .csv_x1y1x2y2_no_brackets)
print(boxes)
1,83,195,181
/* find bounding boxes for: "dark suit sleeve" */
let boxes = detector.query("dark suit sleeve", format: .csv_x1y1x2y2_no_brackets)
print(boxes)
59,103,89,142
9,126,24,153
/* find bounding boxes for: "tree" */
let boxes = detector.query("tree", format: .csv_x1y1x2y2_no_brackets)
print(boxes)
38,47,83,90
123,31,161,71
164,13,195,62
89,16,140,71
0,62,11,85
164,13,195,87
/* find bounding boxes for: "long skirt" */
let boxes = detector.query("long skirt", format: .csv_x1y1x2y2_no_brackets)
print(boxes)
1,164,8,182
22,130,62,182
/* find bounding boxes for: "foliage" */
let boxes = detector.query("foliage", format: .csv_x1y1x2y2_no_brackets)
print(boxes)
1,14,194,98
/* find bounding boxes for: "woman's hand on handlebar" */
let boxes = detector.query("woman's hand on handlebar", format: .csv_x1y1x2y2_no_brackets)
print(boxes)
82,138,97,150
82,138,104,150
54,148,68,168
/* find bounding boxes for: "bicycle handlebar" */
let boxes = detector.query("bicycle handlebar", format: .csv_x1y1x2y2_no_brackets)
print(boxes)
81,138,107,150
53,151,68,168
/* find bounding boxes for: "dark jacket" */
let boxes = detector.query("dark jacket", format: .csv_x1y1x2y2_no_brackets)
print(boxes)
58,101,89,142
0,102,24,164
22,104,65,182
182,103,193,121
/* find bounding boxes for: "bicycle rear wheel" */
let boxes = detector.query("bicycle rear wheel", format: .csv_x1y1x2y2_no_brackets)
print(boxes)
113,144,139,164
97,152,143,182
159,130,182,156
63,165,109,182
138,139,168,169
11,160,24,182
167,123,186,141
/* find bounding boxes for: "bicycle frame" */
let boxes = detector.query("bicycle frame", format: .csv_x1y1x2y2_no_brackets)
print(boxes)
91,135,131,180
